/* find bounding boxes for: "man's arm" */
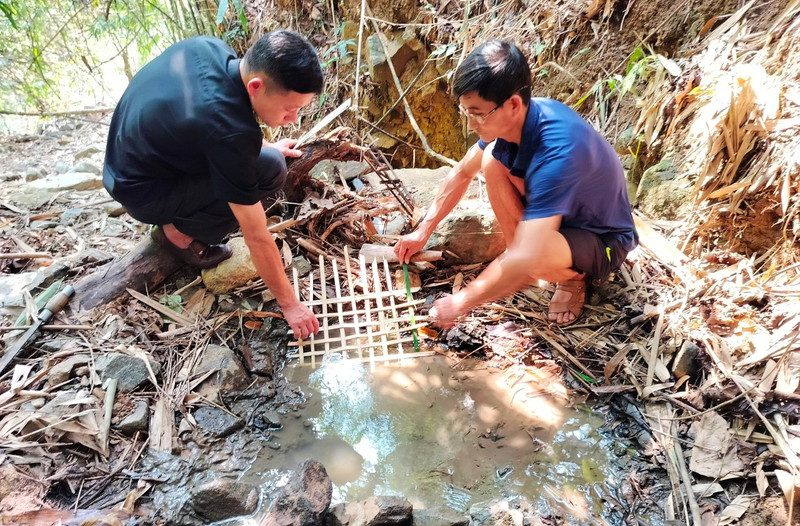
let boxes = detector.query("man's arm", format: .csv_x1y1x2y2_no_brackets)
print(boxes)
394,143,485,263
430,215,578,327
229,201,320,339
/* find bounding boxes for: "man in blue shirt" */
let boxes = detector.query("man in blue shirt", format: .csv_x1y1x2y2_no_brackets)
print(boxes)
394,40,637,326
104,30,321,339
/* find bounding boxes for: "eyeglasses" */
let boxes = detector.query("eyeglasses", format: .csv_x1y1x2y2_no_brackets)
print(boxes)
457,86,531,124
457,103,501,124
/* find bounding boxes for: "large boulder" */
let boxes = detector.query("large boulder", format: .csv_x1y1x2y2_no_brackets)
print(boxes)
366,167,505,264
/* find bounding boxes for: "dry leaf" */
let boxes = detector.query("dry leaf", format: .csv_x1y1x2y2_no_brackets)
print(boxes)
689,411,746,479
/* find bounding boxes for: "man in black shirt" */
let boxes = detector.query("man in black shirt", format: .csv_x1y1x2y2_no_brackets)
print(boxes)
103,30,322,339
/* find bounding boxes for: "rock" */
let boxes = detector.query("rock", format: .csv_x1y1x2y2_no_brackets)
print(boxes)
412,506,469,526
116,399,150,433
193,344,250,400
191,478,259,522
102,201,126,217
373,213,407,237
70,160,101,175
672,341,699,379
96,352,161,392
331,496,413,526
28,172,103,192
310,160,370,184
0,272,38,309
8,187,52,210
47,354,91,386
54,161,70,174
366,30,420,84
635,155,690,219
261,459,332,526
255,409,282,430
370,167,505,264
194,406,245,437
613,126,642,154
428,202,504,264
469,498,523,526
201,237,257,293
24,166,47,182
74,144,103,160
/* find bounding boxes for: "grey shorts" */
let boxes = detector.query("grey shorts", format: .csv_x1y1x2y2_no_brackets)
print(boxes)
561,227,629,280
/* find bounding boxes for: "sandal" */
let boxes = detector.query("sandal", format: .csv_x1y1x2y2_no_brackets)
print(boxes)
151,226,232,269
548,278,587,326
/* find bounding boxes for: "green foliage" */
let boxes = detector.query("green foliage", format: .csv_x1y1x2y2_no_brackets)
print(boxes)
321,38,355,68
216,0,248,42
1,0,18,29
0,0,222,118
573,45,676,130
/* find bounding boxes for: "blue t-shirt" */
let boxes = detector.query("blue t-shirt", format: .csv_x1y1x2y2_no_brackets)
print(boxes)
479,98,638,251
103,37,264,208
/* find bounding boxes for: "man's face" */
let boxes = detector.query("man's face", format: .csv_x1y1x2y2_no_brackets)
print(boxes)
457,92,512,142
250,79,315,128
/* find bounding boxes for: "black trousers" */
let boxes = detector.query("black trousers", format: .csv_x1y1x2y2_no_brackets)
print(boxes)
120,146,286,245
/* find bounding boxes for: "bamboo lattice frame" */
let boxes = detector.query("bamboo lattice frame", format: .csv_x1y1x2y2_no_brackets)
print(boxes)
289,251,433,368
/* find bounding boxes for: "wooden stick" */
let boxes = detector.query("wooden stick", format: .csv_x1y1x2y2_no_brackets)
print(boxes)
289,322,429,347
371,258,391,361
332,259,348,351
102,378,117,457
293,266,305,363
359,243,442,263
383,259,406,364
320,255,330,361
0,252,52,260
364,2,457,167
308,265,316,368
0,324,93,332
344,248,364,361
298,296,425,309
359,254,376,371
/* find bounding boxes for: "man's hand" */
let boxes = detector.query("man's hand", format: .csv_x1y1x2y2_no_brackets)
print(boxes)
283,301,320,340
394,229,430,263
267,138,304,159
429,294,468,329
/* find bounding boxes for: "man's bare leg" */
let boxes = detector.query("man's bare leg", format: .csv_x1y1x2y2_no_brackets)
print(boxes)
481,149,525,247
162,223,194,249
482,153,585,325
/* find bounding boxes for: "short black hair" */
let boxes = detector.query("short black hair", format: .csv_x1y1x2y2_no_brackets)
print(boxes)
244,30,323,94
452,40,531,106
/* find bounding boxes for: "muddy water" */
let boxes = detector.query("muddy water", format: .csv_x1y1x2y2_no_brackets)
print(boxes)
242,353,617,522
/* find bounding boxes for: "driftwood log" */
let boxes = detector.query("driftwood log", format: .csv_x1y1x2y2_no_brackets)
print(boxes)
72,140,370,313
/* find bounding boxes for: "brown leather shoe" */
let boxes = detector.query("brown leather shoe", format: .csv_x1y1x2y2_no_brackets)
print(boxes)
151,226,232,269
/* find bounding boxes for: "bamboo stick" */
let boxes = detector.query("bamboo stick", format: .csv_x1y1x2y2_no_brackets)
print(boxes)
359,254,376,371
344,248,364,361
289,322,430,347
331,258,348,351
383,259,406,364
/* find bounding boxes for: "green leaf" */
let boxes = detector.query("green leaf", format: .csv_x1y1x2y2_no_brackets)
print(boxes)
216,0,229,25
159,294,184,313
626,46,645,75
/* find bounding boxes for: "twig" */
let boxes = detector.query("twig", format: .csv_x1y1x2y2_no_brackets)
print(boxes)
0,252,52,260
0,324,93,332
365,2,457,167
102,378,117,456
